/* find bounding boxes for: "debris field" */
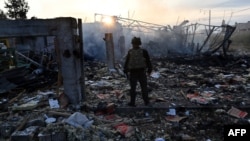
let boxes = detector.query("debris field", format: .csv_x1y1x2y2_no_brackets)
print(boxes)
1,54,250,141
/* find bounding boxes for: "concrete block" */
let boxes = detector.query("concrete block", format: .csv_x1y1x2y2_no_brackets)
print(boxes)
0,122,15,138
10,126,39,141
38,133,51,141
38,132,67,141
51,132,67,141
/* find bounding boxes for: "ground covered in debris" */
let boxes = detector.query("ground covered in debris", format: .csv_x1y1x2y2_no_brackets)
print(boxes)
1,54,250,141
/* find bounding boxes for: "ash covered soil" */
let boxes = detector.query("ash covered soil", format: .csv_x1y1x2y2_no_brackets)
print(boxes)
84,54,250,141
1,54,250,141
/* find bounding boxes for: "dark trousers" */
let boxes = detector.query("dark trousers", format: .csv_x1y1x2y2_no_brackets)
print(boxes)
129,70,149,105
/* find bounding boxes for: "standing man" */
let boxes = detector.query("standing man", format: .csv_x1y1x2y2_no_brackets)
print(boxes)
124,37,153,107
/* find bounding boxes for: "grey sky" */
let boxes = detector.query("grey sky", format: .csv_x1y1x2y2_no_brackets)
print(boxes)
213,0,250,8
0,0,249,26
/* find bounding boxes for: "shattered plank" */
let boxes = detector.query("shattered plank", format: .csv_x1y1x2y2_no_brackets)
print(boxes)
9,90,26,104
0,112,8,116
47,110,72,117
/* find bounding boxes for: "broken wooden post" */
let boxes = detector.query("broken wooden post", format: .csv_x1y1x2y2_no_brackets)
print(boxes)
222,25,236,57
104,33,115,70
78,18,86,102
118,35,125,58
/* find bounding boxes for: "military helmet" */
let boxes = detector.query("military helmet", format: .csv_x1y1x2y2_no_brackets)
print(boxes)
131,37,141,45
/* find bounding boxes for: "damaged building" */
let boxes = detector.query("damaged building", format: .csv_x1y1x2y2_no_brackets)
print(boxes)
0,15,250,141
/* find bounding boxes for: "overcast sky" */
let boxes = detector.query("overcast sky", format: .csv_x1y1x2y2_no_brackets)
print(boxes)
1,0,250,26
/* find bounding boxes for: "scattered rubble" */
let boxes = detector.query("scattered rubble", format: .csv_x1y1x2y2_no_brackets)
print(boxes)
1,54,250,141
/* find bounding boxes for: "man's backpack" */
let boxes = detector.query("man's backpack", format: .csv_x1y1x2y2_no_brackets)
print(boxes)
128,48,146,69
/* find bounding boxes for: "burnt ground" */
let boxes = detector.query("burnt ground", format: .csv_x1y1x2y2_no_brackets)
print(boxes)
83,54,250,141
1,53,250,141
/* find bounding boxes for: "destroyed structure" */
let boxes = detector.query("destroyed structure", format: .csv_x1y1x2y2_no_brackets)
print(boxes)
0,17,85,105
0,15,250,141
